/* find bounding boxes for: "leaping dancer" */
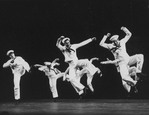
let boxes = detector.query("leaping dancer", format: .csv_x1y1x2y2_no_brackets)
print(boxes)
56,36,100,99
99,26,144,94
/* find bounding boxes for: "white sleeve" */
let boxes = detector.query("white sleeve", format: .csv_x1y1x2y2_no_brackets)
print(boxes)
18,57,30,72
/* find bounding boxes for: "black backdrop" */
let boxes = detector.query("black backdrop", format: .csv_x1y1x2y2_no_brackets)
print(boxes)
0,0,149,101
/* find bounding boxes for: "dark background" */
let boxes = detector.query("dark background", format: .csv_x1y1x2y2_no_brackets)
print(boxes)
0,0,148,101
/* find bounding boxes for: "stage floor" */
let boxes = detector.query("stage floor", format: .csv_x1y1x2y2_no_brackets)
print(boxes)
0,99,149,115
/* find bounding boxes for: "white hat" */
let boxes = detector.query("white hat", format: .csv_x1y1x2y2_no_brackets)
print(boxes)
7,50,14,56
44,62,51,66
110,35,119,41
62,37,70,44
60,36,65,39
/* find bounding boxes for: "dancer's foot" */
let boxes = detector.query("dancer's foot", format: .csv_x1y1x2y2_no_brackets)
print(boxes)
134,86,138,93
123,79,137,87
15,99,20,105
137,73,147,77
83,87,88,96
97,68,101,74
53,97,58,102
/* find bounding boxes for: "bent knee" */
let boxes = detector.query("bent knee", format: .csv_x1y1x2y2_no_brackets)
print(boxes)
137,54,144,59
136,54,144,62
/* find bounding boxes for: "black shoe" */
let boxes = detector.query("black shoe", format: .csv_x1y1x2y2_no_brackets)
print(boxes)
127,94,131,98
54,99,56,102
137,73,146,77
133,86,138,93
90,91,94,97
79,87,88,100
136,73,147,82
53,97,58,102
79,94,83,100
15,99,20,105
83,87,88,96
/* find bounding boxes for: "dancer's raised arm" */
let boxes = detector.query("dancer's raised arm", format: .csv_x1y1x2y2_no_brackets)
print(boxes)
74,37,96,49
99,33,111,49
121,26,132,43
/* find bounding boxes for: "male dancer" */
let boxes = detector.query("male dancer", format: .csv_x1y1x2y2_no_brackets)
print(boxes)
56,36,99,98
64,57,101,98
101,58,139,93
34,58,65,101
3,50,30,105
75,57,102,92
99,26,144,93
64,65,86,98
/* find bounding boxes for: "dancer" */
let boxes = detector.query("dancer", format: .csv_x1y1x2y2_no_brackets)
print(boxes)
34,58,65,101
64,57,101,98
75,57,102,92
101,58,139,93
56,36,99,98
99,26,144,93
3,50,30,105
63,65,86,99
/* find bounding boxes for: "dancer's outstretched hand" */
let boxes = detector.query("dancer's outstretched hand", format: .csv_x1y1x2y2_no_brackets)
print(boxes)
91,37,96,41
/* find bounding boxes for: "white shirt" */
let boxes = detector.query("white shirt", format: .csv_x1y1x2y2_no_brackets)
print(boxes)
10,56,30,75
62,45,78,63
110,39,130,65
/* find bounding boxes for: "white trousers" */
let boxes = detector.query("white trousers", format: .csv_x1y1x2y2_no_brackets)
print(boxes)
67,59,100,94
77,68,99,92
77,59,98,76
66,65,85,95
127,54,144,73
13,73,22,100
76,59,100,92
48,73,64,98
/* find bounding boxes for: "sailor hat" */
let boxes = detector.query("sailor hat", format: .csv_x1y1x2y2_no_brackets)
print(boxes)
110,35,119,41
7,50,14,56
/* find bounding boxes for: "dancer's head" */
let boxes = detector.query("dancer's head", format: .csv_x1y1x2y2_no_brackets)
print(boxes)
110,35,119,41
7,50,15,59
110,35,120,47
44,62,52,69
62,37,71,48
44,62,51,66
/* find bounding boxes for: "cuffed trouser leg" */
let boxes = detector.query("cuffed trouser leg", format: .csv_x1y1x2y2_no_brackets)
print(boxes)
77,59,99,76
13,74,21,100
70,79,85,95
128,54,144,73
119,64,137,86
122,80,131,92
86,73,94,92
49,78,59,98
